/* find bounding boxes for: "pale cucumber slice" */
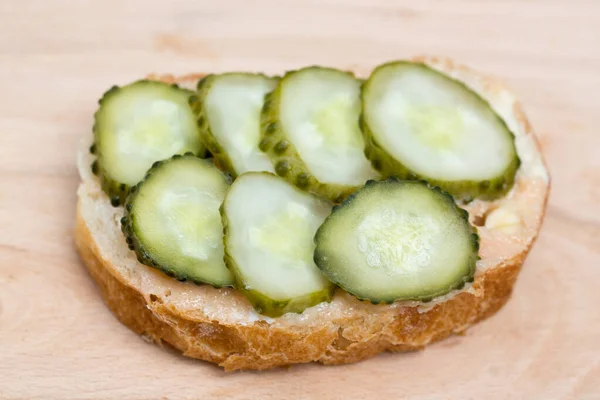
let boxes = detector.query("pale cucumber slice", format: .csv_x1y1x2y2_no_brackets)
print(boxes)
314,179,478,303
93,80,205,205
361,61,519,200
121,155,234,287
260,67,379,202
221,172,333,316
190,73,278,176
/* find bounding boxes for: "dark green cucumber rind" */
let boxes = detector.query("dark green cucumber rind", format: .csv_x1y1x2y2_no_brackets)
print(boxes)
220,171,334,317
313,178,479,304
92,80,207,207
240,285,334,318
259,67,368,204
360,61,520,201
121,153,233,288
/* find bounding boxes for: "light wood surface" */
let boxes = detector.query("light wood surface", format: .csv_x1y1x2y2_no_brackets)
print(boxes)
1,0,599,399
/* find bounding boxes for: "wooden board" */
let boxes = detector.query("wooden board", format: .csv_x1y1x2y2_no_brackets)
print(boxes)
1,0,599,398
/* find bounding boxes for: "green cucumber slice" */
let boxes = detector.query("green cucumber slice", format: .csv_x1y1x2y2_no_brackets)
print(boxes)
190,73,278,177
221,172,334,317
361,61,519,200
314,179,478,303
121,154,234,287
260,67,379,202
93,80,205,206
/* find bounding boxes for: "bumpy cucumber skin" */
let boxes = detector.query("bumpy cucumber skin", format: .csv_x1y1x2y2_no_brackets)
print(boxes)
360,61,520,202
121,153,233,288
238,286,333,318
314,178,479,304
220,171,334,317
189,73,278,178
91,80,207,207
259,67,371,204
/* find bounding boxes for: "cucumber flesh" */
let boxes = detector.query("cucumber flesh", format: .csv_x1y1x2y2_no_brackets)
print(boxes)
94,80,205,205
221,172,333,316
260,67,379,202
314,179,478,303
361,61,519,200
191,73,278,176
121,155,234,287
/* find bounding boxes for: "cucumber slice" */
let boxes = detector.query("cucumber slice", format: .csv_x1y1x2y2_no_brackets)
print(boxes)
314,179,478,303
121,154,234,287
221,172,334,317
93,80,205,206
260,67,379,203
361,61,519,200
190,73,278,177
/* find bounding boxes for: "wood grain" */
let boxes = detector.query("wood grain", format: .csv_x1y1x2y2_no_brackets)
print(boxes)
0,0,599,398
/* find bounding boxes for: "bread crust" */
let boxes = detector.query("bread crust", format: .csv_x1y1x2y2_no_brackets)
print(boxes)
74,56,549,371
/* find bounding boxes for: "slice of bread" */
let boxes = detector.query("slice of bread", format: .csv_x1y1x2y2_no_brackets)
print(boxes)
74,56,550,371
